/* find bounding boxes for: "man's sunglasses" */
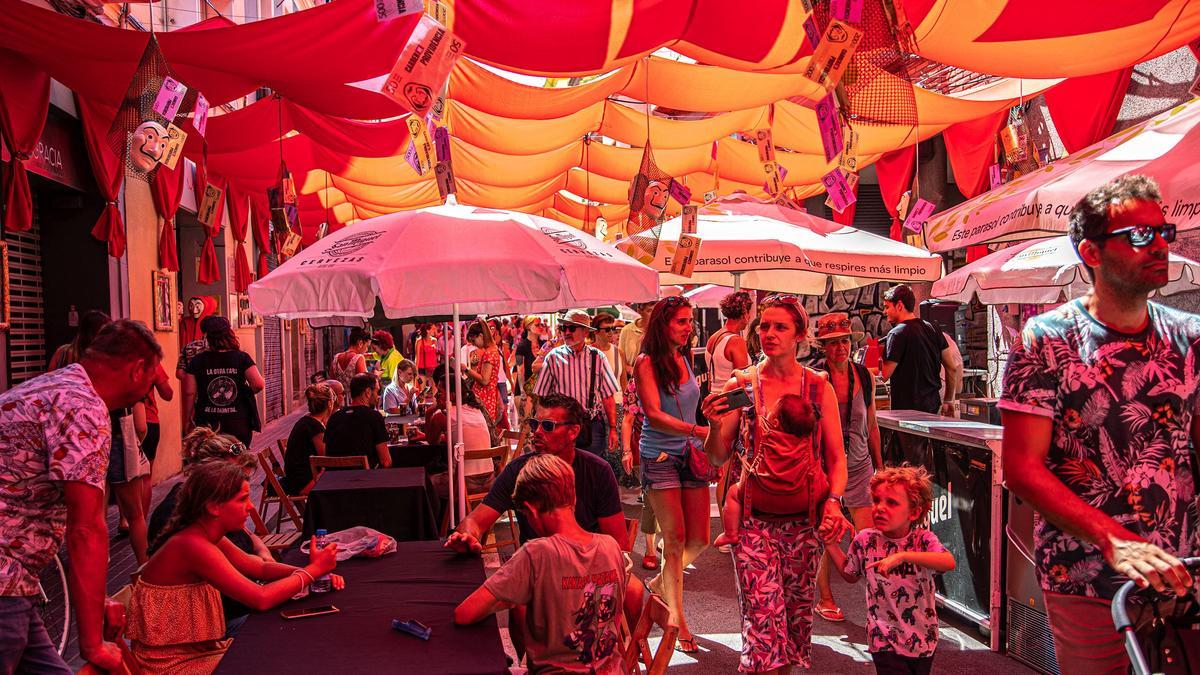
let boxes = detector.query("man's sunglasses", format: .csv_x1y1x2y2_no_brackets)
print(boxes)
525,418,576,433
594,326,615,333
1088,223,1176,248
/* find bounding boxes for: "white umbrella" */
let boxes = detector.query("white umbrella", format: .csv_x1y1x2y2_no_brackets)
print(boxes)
683,284,736,308
639,206,943,294
250,203,659,522
931,235,1200,304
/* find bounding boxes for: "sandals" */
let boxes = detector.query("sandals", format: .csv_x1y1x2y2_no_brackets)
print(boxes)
675,636,699,654
815,602,846,623
641,554,659,570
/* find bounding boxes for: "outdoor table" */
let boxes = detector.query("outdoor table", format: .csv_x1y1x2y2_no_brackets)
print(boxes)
303,468,437,542
214,541,508,674
388,442,444,469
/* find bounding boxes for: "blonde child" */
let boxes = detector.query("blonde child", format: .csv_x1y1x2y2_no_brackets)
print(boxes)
714,393,817,547
825,465,955,674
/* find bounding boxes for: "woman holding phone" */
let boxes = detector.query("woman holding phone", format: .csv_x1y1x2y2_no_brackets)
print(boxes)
701,294,850,674
634,296,710,654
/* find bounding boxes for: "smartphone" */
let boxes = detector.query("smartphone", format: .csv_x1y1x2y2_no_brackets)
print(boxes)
718,388,752,409
281,605,339,620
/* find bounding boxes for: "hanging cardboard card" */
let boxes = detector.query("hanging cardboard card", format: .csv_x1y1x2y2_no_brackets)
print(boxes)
839,128,859,172
703,190,716,203
192,93,209,137
903,197,935,233
830,0,864,23
152,76,187,121
897,190,912,220
282,176,297,205
802,15,821,49
763,161,784,196
435,160,457,199
595,216,608,242
988,163,1002,190
405,115,435,174
434,126,452,163
668,179,691,206
376,0,424,21
754,129,776,163
381,15,466,117
426,0,451,25
682,204,698,235
804,20,863,88
815,94,843,162
670,234,702,277
161,123,187,171
281,230,302,257
822,169,856,213
197,183,223,228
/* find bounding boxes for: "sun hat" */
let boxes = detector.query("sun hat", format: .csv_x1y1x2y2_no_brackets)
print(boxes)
815,312,863,341
558,309,594,330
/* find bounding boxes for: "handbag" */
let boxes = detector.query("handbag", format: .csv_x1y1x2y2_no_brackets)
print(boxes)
672,391,720,483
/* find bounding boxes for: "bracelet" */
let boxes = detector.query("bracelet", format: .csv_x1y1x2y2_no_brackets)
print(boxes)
291,568,315,587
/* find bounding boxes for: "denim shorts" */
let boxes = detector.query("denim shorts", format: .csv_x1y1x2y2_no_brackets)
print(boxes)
640,452,708,491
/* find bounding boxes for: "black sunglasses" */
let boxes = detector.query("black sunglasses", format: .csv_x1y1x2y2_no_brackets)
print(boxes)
660,296,689,306
594,326,615,333
1088,223,1176,247
228,442,246,457
525,418,576,433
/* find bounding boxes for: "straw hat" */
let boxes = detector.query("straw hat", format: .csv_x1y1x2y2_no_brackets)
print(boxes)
815,312,863,341
559,310,594,330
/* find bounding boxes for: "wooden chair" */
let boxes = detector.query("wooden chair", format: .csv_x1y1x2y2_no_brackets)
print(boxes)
79,585,143,675
309,455,369,482
257,450,306,534
624,517,639,552
254,441,290,516
502,429,522,461
624,595,678,675
439,445,519,552
247,501,301,558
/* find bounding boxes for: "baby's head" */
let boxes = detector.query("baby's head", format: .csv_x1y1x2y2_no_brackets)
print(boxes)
770,394,816,437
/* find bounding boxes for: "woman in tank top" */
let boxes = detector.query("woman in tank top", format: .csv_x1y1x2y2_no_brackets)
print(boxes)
705,291,753,385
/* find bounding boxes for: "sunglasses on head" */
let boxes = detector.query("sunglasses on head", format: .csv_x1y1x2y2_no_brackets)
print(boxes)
823,318,852,330
525,418,575,433
660,296,689,306
1088,223,1176,247
228,442,245,457
762,293,802,306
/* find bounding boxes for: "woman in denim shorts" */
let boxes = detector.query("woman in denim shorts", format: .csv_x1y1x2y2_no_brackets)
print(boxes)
633,296,709,654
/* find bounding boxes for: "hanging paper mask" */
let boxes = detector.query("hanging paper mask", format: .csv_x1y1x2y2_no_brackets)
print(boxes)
130,121,169,172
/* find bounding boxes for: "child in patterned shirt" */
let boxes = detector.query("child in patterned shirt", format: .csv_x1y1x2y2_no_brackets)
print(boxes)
825,465,955,674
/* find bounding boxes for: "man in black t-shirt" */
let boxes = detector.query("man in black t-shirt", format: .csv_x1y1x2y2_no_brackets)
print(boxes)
881,285,961,415
323,373,391,468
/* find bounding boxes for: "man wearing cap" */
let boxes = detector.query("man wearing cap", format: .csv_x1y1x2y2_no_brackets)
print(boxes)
533,310,620,455
813,312,883,622
371,330,404,389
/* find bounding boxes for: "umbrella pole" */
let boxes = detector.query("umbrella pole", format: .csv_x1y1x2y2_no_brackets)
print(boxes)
444,321,455,528
733,272,742,292
453,306,466,523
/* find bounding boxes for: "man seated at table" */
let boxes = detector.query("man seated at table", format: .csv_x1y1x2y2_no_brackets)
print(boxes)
446,393,627,552
324,373,392,469
455,454,631,673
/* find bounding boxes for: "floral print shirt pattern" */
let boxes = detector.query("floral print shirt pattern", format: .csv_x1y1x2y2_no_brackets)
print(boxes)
1000,300,1200,599
844,528,946,657
0,364,111,596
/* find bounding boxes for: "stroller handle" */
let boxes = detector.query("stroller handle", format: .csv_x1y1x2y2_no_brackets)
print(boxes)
1112,556,1200,631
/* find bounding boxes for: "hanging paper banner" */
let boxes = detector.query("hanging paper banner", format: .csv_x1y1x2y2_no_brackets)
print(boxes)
376,0,424,21
802,16,821,50
161,123,187,171
197,183,223,229
405,115,435,174
670,234,702,278
754,129,776,163
152,76,187,121
681,205,698,235
434,126,452,164
903,198,936,233
815,94,843,162
839,129,859,173
822,169,856,213
668,179,691,206
804,20,863,88
988,164,1002,190
435,161,457,199
381,15,466,117
763,161,784,196
830,0,864,23
192,93,209,137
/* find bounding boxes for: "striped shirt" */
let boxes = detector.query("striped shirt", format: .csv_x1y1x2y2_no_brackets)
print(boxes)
533,344,619,416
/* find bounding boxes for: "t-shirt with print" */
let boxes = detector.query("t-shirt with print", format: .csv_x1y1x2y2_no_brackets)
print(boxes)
844,528,946,657
1000,299,1200,599
186,349,259,442
0,364,111,596
485,533,627,674
482,451,621,544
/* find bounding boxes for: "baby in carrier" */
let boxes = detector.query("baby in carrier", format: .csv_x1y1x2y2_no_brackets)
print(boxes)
714,394,817,547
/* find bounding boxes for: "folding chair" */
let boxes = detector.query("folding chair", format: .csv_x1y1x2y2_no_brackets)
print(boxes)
442,445,519,553
624,517,639,552
624,595,678,675
309,455,370,482
502,429,522,461
257,450,306,534
247,501,301,558
255,441,290,516
79,585,143,675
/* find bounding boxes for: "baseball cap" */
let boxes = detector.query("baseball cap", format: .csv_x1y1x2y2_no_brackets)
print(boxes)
201,316,230,334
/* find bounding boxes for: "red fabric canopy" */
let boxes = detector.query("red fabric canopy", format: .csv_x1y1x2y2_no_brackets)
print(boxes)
875,147,916,241
150,163,184,271
194,163,224,285
0,49,50,233
832,183,857,227
943,109,1006,199
250,196,271,279
226,186,253,292
78,97,125,257
1043,68,1133,154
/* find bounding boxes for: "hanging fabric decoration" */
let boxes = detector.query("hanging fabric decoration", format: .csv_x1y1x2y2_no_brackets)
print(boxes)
227,187,253,293
0,50,50,233
196,178,224,285
250,197,271,279
150,161,184,271
106,37,191,183
1043,68,1133,154
874,146,916,241
621,142,674,264
943,109,1007,200
78,97,126,258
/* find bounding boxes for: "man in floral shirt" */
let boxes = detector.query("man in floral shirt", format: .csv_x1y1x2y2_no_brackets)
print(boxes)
0,320,162,673
1001,175,1200,675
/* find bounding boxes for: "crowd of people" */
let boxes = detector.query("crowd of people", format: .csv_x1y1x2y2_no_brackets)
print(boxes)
0,174,1195,675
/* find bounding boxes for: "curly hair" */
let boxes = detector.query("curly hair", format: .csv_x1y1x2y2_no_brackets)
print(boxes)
870,464,934,521
719,291,753,321
1068,174,1162,247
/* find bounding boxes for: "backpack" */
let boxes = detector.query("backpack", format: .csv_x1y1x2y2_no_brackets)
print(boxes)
737,365,830,521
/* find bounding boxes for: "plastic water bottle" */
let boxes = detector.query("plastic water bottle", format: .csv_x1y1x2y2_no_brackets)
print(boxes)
311,529,332,593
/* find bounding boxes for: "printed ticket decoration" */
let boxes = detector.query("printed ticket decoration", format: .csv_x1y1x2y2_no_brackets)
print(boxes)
802,15,821,49
381,15,466,117
763,161,785,196
197,183,223,229
988,164,1002,190
830,0,864,23
903,197,936,233
804,20,863,89
161,123,187,171
435,161,457,199
376,0,423,21
153,77,187,121
192,93,210,137
815,94,844,162
670,234,702,278
668,179,691,206
839,128,859,173
681,205,698,235
822,169,856,213
754,129,776,163
405,116,435,175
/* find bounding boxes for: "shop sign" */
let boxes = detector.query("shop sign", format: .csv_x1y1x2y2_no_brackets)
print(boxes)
1,114,90,191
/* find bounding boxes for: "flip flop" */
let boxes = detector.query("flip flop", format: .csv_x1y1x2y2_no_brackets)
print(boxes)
641,554,659,570
675,636,699,654
815,603,845,623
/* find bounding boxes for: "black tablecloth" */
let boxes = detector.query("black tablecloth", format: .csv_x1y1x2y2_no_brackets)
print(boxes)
214,542,508,674
389,442,444,469
303,468,437,542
